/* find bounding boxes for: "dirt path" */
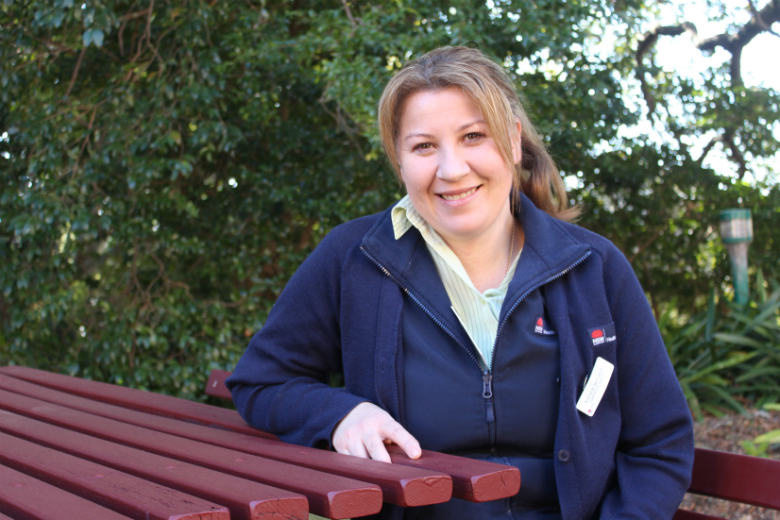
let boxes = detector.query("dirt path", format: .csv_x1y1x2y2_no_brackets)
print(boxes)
682,407,780,519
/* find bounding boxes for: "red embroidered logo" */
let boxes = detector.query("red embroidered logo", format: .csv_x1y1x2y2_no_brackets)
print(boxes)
588,325,616,346
534,316,556,335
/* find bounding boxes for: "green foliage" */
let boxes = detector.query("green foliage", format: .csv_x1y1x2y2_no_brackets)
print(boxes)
741,428,780,458
1,0,648,396
1,0,778,398
661,274,780,421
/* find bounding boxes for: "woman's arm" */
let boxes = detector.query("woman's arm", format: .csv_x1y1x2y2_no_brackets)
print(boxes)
598,249,694,519
227,224,369,449
227,218,420,459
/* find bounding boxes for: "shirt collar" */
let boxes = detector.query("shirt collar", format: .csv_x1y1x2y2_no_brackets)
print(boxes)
391,195,421,240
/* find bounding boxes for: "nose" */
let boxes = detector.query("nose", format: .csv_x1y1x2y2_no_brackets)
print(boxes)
437,144,469,182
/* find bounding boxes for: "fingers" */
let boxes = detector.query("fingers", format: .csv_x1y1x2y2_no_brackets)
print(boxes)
382,421,421,459
332,402,420,462
364,434,392,463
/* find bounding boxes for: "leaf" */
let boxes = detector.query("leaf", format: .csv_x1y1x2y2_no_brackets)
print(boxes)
705,288,715,342
753,429,780,445
681,351,758,384
92,29,104,47
82,28,104,47
712,333,765,349
735,366,780,383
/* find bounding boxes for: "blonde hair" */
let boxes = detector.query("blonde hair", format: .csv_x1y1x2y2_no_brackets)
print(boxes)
378,46,578,221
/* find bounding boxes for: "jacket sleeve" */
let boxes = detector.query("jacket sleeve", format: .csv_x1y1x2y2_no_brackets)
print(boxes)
226,226,368,449
598,247,694,519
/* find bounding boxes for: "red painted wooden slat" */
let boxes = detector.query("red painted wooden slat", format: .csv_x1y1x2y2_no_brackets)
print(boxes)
205,370,234,400
0,409,308,520
386,445,521,503
199,370,518,502
0,374,452,507
0,432,228,520
0,389,381,519
0,370,520,504
0,366,271,438
673,509,721,520
689,447,780,510
0,463,133,520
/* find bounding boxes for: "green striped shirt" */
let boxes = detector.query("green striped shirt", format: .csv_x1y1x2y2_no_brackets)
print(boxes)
391,196,521,369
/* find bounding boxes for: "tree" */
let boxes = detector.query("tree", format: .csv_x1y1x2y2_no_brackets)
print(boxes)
573,0,780,317
1,0,777,396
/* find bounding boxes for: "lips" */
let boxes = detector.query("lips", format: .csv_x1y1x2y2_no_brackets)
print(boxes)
438,186,479,201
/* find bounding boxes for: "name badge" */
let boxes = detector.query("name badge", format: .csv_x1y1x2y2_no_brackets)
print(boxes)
576,357,614,417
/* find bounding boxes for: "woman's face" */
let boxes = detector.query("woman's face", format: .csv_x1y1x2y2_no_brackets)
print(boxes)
397,87,520,245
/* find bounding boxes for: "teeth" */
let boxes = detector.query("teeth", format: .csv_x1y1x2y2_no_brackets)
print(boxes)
441,187,477,201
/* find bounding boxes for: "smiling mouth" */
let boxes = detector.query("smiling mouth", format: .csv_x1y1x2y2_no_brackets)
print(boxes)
439,186,479,201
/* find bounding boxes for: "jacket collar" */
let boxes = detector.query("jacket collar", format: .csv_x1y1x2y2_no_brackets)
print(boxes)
360,193,591,348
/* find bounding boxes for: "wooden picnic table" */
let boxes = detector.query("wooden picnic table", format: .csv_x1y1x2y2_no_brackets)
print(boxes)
0,365,521,520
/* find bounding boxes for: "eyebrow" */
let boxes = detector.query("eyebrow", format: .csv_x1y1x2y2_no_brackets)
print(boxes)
402,119,486,141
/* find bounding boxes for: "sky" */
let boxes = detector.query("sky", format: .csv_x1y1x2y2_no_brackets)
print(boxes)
656,0,780,91
622,0,780,183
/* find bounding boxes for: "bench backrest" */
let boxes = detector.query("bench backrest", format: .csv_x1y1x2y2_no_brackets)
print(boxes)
205,369,233,400
674,447,780,519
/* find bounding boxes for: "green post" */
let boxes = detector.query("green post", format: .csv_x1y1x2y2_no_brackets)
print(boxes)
719,209,753,304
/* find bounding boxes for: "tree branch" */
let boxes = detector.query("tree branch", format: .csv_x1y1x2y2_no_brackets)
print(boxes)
636,0,780,90
697,135,722,165
340,0,357,28
723,130,749,180
65,47,87,98
627,227,663,264
635,23,697,114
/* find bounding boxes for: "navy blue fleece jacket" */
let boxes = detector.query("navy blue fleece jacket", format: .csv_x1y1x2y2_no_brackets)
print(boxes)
227,193,694,519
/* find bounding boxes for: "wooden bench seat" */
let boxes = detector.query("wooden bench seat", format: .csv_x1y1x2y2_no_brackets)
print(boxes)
0,463,134,520
0,365,525,519
0,373,454,509
0,431,229,520
0,409,308,520
207,367,780,517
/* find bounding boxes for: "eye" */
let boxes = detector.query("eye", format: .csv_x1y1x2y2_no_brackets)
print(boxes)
464,132,485,142
412,142,432,151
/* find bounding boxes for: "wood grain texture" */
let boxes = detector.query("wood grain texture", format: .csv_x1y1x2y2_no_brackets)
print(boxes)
0,409,308,520
0,366,271,438
0,432,228,520
386,445,521,503
688,447,780,509
0,463,133,520
205,369,233,400
0,374,451,507
0,389,381,519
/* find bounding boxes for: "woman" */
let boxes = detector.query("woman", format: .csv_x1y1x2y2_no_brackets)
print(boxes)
227,46,694,519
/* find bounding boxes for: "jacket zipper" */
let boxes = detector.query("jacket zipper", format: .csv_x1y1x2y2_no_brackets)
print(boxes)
484,250,591,444
362,246,591,446
360,247,483,369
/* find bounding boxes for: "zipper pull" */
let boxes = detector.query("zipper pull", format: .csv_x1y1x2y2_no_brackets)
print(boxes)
482,370,495,423
482,370,493,398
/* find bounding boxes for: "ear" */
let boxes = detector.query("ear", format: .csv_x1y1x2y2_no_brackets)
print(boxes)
512,118,523,165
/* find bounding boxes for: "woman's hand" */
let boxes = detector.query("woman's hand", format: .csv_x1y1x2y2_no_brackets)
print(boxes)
332,402,421,463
